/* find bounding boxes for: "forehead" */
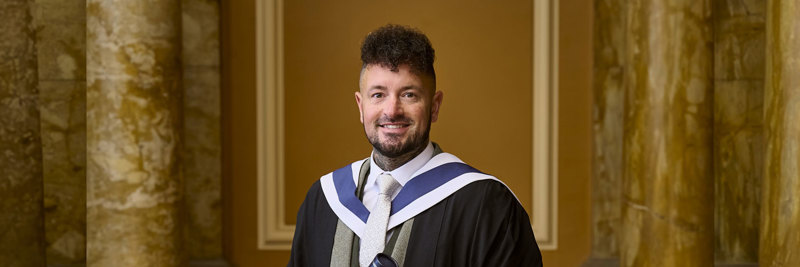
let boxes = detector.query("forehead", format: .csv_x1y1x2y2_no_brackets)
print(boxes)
359,64,434,91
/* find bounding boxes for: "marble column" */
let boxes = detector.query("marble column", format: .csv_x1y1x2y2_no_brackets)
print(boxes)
182,0,223,261
760,0,800,266
713,0,765,264
621,0,714,266
0,0,46,265
33,0,88,264
590,0,625,263
86,0,184,266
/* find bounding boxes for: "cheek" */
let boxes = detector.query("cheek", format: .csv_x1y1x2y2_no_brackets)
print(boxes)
413,105,431,119
362,107,379,123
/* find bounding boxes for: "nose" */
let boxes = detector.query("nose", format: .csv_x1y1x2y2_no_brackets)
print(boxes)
383,95,404,119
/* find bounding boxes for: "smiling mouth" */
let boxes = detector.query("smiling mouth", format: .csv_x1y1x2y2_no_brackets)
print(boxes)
380,124,410,129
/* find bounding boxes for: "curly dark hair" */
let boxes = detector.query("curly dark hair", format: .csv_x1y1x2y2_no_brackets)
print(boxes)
361,24,436,84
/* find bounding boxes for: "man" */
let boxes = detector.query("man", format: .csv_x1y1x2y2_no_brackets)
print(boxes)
289,24,543,267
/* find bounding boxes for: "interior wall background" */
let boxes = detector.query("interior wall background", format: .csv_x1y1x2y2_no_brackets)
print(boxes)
0,0,224,265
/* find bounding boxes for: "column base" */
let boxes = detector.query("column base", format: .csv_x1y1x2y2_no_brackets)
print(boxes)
46,258,233,267
189,259,233,267
581,258,757,267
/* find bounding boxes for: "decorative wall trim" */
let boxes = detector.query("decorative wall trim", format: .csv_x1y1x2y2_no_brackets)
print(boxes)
257,0,559,251
533,0,559,250
256,0,292,250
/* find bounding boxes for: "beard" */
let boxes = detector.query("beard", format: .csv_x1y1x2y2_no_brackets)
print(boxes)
366,116,431,158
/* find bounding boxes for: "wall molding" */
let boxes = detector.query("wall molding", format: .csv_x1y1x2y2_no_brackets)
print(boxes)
533,0,559,250
257,0,559,251
256,0,292,250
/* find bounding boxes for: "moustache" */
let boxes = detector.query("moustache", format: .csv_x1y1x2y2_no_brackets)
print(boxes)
375,116,412,125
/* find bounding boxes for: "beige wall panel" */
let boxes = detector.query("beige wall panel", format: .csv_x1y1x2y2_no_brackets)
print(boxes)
552,0,593,265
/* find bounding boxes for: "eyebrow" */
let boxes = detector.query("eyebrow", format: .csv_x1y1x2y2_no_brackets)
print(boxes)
366,84,424,92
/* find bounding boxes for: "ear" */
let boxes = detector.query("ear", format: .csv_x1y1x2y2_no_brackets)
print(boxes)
355,91,364,124
430,90,443,123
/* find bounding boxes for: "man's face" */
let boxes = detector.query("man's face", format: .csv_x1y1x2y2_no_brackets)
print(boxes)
355,64,443,158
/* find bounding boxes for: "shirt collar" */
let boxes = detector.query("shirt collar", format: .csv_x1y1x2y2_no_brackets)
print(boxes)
368,142,434,186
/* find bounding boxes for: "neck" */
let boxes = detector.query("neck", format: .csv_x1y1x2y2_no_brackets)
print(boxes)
373,143,428,171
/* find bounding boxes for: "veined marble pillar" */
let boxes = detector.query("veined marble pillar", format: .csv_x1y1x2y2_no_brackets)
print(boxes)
713,0,765,264
86,0,184,266
760,0,800,265
590,0,625,261
621,0,714,266
0,0,46,265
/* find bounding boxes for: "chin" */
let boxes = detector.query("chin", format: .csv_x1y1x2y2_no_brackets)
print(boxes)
378,142,406,152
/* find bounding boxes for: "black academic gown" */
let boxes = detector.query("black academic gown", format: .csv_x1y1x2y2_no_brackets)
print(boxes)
288,179,543,267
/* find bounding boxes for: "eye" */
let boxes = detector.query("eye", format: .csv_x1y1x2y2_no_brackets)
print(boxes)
371,92,384,98
402,92,416,98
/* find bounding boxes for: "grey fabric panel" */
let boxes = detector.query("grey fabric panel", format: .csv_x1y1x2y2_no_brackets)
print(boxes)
330,220,355,267
350,238,360,267
383,227,400,253
356,158,371,199
349,159,371,266
432,142,443,155
389,218,414,267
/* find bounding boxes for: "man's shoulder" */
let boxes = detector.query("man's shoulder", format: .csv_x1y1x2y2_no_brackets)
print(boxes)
445,177,531,224
301,179,323,200
452,178,516,201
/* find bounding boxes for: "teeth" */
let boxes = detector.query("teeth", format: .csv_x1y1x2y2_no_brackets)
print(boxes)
384,125,404,129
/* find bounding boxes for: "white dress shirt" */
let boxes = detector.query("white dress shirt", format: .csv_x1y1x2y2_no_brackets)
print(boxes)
362,142,434,212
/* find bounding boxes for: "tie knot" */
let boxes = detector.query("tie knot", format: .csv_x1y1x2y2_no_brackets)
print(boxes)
377,174,401,196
